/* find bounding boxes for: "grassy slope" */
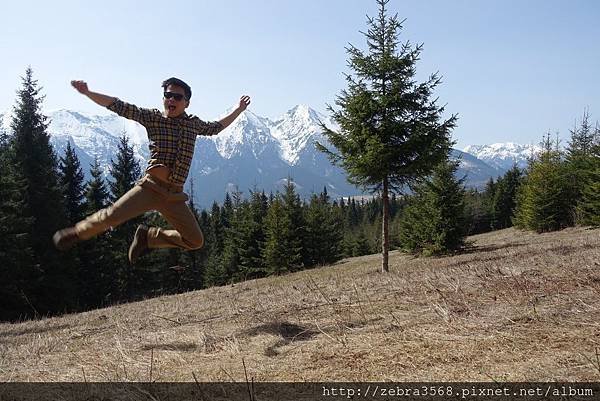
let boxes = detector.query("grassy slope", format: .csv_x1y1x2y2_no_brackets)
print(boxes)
1,227,599,382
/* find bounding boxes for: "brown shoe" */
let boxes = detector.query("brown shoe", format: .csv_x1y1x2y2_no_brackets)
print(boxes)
128,225,149,265
52,227,80,251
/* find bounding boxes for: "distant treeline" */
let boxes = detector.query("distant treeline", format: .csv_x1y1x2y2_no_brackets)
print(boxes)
1,69,598,322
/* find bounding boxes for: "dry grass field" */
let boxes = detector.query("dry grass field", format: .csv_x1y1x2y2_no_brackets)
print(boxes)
1,227,599,382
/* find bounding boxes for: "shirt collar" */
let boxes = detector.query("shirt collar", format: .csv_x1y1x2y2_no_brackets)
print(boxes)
163,111,189,120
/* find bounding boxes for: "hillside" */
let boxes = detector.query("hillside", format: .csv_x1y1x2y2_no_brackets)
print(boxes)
1,227,599,382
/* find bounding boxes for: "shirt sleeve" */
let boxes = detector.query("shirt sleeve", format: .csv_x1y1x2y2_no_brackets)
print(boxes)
190,117,224,136
106,98,159,127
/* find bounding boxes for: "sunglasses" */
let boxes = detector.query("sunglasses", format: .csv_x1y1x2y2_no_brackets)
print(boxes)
164,92,186,101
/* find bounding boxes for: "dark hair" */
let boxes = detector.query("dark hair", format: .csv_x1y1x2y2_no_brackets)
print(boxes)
161,77,192,100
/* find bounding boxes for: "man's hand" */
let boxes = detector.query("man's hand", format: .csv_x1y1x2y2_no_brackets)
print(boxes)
71,80,90,95
219,95,252,130
238,95,251,111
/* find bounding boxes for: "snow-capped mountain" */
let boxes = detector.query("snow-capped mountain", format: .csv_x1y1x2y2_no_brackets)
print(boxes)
1,106,534,206
463,142,541,172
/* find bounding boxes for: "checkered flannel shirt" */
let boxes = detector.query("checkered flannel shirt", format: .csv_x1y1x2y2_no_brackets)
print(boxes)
107,99,223,186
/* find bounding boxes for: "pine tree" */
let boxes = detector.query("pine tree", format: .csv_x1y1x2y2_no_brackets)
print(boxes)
84,157,110,214
203,202,227,287
108,132,142,299
490,166,522,229
577,142,600,226
109,133,142,202
78,156,113,308
399,157,467,256
304,190,343,266
317,0,457,272
179,178,205,290
8,67,76,316
263,196,294,274
219,188,245,283
513,133,571,232
236,190,268,279
10,67,67,259
58,141,86,223
281,180,305,271
566,110,600,224
0,141,36,320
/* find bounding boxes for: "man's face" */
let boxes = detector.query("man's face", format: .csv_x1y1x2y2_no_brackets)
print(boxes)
163,84,189,118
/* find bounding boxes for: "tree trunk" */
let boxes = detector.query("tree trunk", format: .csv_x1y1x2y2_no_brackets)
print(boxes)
381,177,389,273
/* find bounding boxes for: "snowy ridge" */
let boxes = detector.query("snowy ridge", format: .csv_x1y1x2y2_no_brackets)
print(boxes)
463,142,542,171
0,106,539,206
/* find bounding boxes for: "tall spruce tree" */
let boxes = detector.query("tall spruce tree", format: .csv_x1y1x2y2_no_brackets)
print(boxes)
318,0,457,272
58,141,86,223
203,202,227,287
235,190,268,280
304,190,343,266
566,110,600,224
7,68,80,316
78,157,112,308
108,132,142,299
10,67,67,260
263,196,295,274
490,165,522,229
281,180,305,271
398,157,467,256
0,141,36,320
85,157,110,214
513,133,571,232
577,142,600,226
109,133,142,202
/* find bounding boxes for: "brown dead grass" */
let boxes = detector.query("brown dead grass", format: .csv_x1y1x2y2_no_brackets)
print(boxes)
1,227,599,382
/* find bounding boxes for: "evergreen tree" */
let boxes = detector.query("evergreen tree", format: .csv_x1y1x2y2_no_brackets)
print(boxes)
304,190,344,266
236,190,268,279
399,158,467,256
9,67,76,316
0,142,36,320
577,142,600,226
10,67,67,260
58,141,86,223
352,228,373,257
281,180,305,271
263,196,294,274
317,0,457,272
463,189,492,235
490,166,522,229
84,157,110,214
180,178,205,289
203,202,227,286
108,132,142,299
513,133,571,232
218,188,245,283
77,156,113,308
566,110,600,224
109,133,142,201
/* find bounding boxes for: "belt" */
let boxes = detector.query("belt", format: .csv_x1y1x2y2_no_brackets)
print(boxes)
144,174,184,193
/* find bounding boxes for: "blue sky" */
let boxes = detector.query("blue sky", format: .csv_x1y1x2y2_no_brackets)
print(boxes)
1,0,598,148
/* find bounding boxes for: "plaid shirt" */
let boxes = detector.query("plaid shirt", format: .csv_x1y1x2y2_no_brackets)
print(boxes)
107,99,223,186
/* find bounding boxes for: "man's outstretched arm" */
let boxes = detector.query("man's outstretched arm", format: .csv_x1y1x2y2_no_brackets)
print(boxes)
72,80,155,125
71,80,116,107
218,95,251,130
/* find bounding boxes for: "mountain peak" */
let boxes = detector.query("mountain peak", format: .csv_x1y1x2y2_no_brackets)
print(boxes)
286,104,320,121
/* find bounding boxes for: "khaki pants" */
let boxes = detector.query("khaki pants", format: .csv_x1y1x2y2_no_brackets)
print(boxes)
75,175,203,250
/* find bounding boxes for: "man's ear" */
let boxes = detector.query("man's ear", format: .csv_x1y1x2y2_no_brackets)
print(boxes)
185,100,190,108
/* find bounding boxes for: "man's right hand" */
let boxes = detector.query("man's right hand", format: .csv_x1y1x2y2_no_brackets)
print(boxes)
71,80,90,95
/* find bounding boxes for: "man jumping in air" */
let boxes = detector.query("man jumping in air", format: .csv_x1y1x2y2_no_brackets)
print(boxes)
53,78,251,264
